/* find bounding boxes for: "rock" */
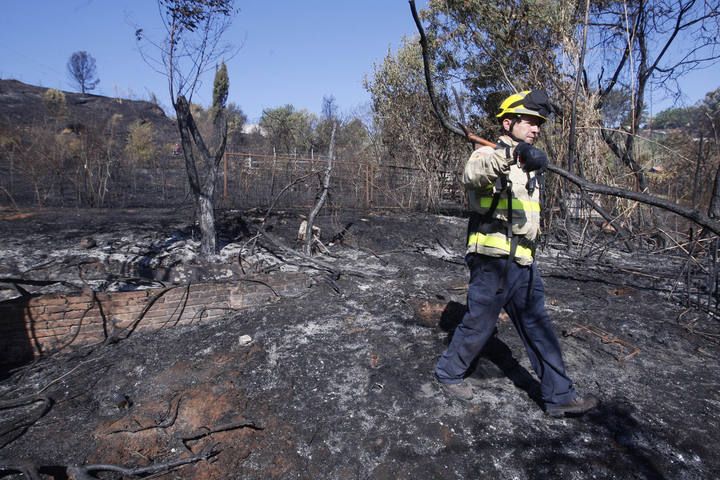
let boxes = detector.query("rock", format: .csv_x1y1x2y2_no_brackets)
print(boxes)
79,237,97,249
111,392,132,409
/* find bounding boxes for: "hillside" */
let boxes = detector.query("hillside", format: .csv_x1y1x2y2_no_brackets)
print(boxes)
0,79,183,208
0,79,177,142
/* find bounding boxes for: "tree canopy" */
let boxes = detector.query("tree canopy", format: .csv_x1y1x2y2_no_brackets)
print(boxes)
67,51,100,94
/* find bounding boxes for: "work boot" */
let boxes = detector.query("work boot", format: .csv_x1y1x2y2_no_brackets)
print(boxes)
438,380,474,401
545,395,599,418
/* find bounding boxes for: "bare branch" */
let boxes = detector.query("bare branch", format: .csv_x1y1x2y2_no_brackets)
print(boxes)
409,0,466,139
66,448,218,480
409,0,720,237
546,163,720,236
304,123,336,256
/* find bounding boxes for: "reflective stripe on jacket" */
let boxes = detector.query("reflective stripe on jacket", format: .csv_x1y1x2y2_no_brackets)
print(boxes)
463,135,541,266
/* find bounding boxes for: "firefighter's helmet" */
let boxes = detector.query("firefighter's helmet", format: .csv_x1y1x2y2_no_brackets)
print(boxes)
496,90,552,123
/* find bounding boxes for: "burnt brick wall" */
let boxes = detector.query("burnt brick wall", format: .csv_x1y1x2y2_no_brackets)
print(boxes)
0,273,311,367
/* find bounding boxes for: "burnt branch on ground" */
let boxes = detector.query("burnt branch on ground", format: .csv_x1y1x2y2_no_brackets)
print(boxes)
255,227,392,282
0,354,115,448
0,277,82,292
182,419,265,450
1,408,221,478
0,463,41,480
64,447,219,480
106,394,183,434
0,394,52,449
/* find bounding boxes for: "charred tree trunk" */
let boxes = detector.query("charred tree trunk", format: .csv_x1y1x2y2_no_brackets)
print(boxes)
198,193,217,256
304,123,336,256
708,164,720,219
174,95,227,258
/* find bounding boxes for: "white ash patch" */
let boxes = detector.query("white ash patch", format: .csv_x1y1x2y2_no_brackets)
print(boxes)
153,240,199,265
414,241,462,262
218,242,244,262
285,318,340,341
333,249,399,276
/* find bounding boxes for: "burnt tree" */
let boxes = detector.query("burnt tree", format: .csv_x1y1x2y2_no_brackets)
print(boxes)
175,64,229,256
67,51,100,94
408,0,720,237
592,0,720,192
138,0,236,257
304,123,336,256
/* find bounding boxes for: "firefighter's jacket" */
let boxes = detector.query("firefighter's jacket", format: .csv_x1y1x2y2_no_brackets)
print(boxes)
463,135,541,266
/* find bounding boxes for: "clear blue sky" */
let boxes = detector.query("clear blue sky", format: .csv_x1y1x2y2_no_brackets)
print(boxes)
0,0,430,123
0,1,716,123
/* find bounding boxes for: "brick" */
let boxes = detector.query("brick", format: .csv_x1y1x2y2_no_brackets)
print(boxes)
108,307,147,319
40,311,94,324
0,279,314,362
28,296,67,307
44,305,74,314
25,318,53,330
181,298,216,308
166,291,190,301
156,301,183,312
63,302,95,312
126,291,150,300
65,295,95,306
63,309,95,320
110,312,137,323
77,321,112,332
95,293,111,303
44,316,104,329
25,305,46,315
138,315,179,326
119,298,148,309
111,318,137,329
31,327,72,339
68,333,106,345
25,313,58,324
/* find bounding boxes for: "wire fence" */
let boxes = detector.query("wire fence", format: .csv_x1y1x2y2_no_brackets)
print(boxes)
0,150,463,211
3,149,720,319
219,151,462,211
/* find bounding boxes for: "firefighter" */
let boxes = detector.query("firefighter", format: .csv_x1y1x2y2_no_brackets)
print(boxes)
434,90,598,417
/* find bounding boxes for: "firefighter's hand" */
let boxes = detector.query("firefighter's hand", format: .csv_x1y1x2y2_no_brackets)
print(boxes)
515,142,548,172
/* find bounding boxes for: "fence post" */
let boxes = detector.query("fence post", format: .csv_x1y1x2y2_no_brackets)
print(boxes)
270,147,277,202
365,163,371,207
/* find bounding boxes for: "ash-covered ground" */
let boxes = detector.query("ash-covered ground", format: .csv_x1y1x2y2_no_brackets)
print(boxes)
1,207,719,479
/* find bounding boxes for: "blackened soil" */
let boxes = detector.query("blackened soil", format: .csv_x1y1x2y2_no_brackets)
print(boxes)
1,207,719,479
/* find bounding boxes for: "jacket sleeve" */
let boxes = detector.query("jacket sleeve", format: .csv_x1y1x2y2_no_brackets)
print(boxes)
462,146,511,190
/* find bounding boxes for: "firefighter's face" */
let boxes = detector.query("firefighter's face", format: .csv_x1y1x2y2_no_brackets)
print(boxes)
504,115,542,144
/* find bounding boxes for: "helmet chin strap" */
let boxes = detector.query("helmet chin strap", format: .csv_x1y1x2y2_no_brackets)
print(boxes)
505,116,524,143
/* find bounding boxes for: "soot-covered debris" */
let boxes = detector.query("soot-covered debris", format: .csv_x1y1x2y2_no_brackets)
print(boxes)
0,207,719,479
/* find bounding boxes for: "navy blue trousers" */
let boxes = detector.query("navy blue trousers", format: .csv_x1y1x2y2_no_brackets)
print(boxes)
435,254,576,406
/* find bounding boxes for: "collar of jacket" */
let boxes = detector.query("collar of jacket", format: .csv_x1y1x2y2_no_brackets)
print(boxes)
497,135,520,148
